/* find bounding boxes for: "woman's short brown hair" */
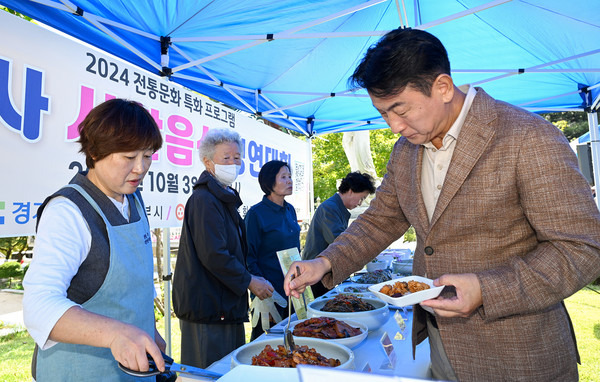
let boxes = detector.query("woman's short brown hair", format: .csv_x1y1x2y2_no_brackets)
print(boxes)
78,99,163,169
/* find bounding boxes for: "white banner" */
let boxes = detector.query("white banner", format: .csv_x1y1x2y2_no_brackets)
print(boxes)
0,12,311,237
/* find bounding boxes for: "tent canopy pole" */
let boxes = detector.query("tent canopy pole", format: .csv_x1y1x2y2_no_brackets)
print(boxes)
587,111,600,208
162,228,172,355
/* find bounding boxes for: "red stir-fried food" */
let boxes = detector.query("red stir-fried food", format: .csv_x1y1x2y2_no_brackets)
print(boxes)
293,317,362,339
321,294,375,312
379,280,430,297
251,344,341,368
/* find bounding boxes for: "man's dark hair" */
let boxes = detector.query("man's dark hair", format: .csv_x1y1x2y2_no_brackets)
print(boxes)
78,98,162,169
258,160,291,196
338,172,376,194
349,28,450,98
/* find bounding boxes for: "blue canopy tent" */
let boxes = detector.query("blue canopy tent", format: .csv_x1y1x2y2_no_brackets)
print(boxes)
3,0,598,193
1,0,598,133
0,0,600,180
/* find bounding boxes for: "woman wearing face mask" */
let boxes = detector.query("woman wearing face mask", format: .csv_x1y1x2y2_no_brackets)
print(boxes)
244,160,301,340
173,128,273,368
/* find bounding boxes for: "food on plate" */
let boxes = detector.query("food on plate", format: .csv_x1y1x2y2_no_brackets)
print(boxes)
379,280,431,297
322,294,376,312
251,344,341,368
293,317,362,339
354,269,392,284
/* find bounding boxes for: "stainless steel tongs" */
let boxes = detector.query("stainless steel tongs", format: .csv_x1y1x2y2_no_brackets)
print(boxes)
284,265,301,352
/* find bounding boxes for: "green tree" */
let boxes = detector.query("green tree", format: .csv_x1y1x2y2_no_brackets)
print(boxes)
368,128,399,178
312,133,351,202
311,128,398,202
403,226,416,242
0,236,29,262
542,111,590,141
0,261,23,288
0,6,32,20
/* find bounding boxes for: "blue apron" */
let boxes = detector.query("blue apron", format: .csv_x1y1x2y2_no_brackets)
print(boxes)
36,184,155,381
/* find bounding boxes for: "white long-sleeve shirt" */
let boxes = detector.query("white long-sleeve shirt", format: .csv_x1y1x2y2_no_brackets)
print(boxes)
23,195,130,349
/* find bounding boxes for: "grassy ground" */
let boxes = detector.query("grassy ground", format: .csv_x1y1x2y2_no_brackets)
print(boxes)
0,329,35,382
1,286,598,381
564,285,600,381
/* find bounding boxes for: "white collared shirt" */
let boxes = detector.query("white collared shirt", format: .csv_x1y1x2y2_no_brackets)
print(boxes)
421,86,477,222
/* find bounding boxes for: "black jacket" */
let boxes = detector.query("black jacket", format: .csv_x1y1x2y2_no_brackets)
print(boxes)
173,170,251,323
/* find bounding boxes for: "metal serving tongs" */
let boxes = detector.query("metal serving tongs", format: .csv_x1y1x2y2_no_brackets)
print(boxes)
284,265,301,352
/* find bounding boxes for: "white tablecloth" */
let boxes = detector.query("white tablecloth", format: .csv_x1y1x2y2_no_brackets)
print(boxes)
179,289,432,381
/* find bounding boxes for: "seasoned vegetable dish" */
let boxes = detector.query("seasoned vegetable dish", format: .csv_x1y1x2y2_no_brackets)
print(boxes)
354,269,392,284
321,294,376,312
251,344,341,368
293,317,362,339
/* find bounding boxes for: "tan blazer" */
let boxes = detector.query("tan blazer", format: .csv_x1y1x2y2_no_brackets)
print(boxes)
320,88,600,381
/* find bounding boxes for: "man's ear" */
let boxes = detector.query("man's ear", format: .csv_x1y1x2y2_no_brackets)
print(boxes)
434,74,455,103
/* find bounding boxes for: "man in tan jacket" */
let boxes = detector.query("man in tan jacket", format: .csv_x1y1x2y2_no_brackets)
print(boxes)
285,28,600,381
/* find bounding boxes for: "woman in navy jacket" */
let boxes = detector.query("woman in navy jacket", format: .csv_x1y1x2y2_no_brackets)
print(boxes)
244,160,301,340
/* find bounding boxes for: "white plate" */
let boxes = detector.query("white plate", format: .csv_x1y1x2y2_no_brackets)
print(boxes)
230,337,354,370
368,276,444,308
288,318,368,349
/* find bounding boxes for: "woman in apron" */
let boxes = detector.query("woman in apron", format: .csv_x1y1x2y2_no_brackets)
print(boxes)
23,98,166,381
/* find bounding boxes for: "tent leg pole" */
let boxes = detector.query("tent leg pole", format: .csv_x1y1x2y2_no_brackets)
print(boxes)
588,111,600,209
307,138,314,217
162,228,172,355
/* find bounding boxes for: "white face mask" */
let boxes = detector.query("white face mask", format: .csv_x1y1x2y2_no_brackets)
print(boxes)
212,163,240,186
